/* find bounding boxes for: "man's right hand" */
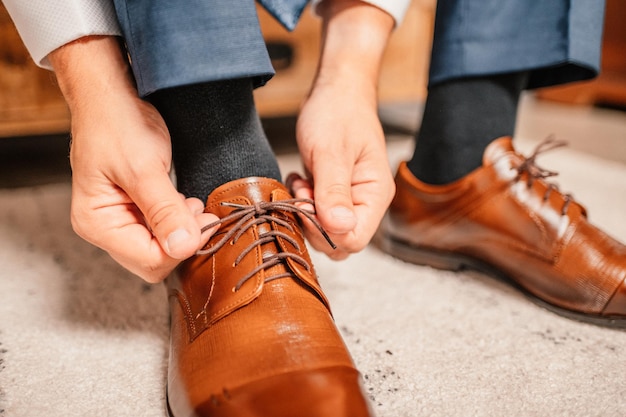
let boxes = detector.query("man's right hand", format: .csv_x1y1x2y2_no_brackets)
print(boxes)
49,36,218,283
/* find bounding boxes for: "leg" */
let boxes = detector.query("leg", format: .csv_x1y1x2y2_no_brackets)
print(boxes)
407,0,604,184
408,72,528,184
114,0,280,200
148,78,281,201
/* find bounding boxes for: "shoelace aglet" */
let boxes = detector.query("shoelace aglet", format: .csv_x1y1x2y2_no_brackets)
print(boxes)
319,228,337,250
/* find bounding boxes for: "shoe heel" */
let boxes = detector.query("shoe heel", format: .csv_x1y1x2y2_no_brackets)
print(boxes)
373,229,468,272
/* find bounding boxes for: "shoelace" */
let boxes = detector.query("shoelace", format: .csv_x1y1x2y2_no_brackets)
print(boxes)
515,136,574,215
197,199,335,291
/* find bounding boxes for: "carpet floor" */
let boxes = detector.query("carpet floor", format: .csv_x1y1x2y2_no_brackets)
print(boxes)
1,96,625,416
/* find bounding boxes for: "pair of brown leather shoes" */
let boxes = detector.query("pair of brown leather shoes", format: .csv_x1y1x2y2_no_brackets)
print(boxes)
166,137,626,416
376,137,626,328
166,177,372,417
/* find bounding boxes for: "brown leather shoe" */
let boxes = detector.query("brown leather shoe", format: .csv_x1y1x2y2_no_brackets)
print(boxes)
166,177,371,417
376,137,626,328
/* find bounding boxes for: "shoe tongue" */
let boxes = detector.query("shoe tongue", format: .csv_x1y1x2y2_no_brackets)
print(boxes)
483,136,515,165
205,177,287,217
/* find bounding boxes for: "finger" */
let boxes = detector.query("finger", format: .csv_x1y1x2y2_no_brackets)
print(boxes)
105,224,180,282
286,172,335,250
71,201,180,283
74,195,221,283
185,197,221,250
286,171,352,257
301,217,350,260
184,196,207,215
285,172,304,196
310,155,357,235
286,172,315,208
126,171,203,260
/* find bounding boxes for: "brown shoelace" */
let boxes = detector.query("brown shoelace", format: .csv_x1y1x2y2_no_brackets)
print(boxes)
515,136,574,215
197,199,335,291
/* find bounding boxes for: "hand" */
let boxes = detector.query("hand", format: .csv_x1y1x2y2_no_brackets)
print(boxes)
50,37,218,282
291,79,394,260
69,92,219,282
288,0,395,260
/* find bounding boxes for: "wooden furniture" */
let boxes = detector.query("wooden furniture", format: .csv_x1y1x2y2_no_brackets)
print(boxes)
0,6,71,137
0,1,435,138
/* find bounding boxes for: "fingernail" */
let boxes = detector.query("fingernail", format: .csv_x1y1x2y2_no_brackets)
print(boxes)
166,228,191,258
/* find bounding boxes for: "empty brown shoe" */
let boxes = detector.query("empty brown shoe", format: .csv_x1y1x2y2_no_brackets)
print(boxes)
166,177,372,417
376,137,626,328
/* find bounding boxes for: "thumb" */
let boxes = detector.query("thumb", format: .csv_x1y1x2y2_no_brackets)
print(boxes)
129,172,202,259
312,156,357,234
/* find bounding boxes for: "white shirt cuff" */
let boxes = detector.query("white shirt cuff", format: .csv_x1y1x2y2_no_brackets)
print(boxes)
3,0,122,70
309,0,412,26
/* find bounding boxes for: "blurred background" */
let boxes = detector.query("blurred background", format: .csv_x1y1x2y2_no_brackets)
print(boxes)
1,0,624,188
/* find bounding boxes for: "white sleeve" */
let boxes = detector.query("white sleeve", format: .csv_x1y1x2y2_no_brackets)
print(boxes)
309,0,412,26
2,0,122,70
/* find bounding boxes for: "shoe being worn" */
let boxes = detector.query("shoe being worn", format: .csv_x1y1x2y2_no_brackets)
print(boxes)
376,137,626,328
166,177,372,417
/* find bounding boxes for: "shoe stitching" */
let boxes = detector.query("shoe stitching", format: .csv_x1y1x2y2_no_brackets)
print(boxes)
205,179,282,212
195,256,217,324
171,289,197,336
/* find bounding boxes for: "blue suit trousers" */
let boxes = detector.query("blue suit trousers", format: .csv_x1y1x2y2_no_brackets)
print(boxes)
113,0,606,97
429,0,606,88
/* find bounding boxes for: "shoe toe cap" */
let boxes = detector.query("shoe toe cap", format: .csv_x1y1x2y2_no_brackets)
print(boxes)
194,366,372,417
603,278,626,318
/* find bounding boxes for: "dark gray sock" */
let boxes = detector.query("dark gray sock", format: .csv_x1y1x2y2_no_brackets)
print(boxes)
148,78,281,201
407,72,529,185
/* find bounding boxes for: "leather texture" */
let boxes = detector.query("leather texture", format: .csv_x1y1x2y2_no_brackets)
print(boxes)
376,137,626,327
167,177,371,417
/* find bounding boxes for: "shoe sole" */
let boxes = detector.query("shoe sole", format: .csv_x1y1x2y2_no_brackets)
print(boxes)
373,229,626,330
166,392,174,417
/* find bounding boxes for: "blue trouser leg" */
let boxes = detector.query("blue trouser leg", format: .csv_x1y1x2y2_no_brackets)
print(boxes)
429,0,606,88
113,0,275,96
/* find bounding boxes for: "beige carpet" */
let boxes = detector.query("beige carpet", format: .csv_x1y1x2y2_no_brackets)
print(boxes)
1,98,626,416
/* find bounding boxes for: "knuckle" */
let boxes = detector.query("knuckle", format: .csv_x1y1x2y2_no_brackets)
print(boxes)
324,183,351,197
145,200,180,231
